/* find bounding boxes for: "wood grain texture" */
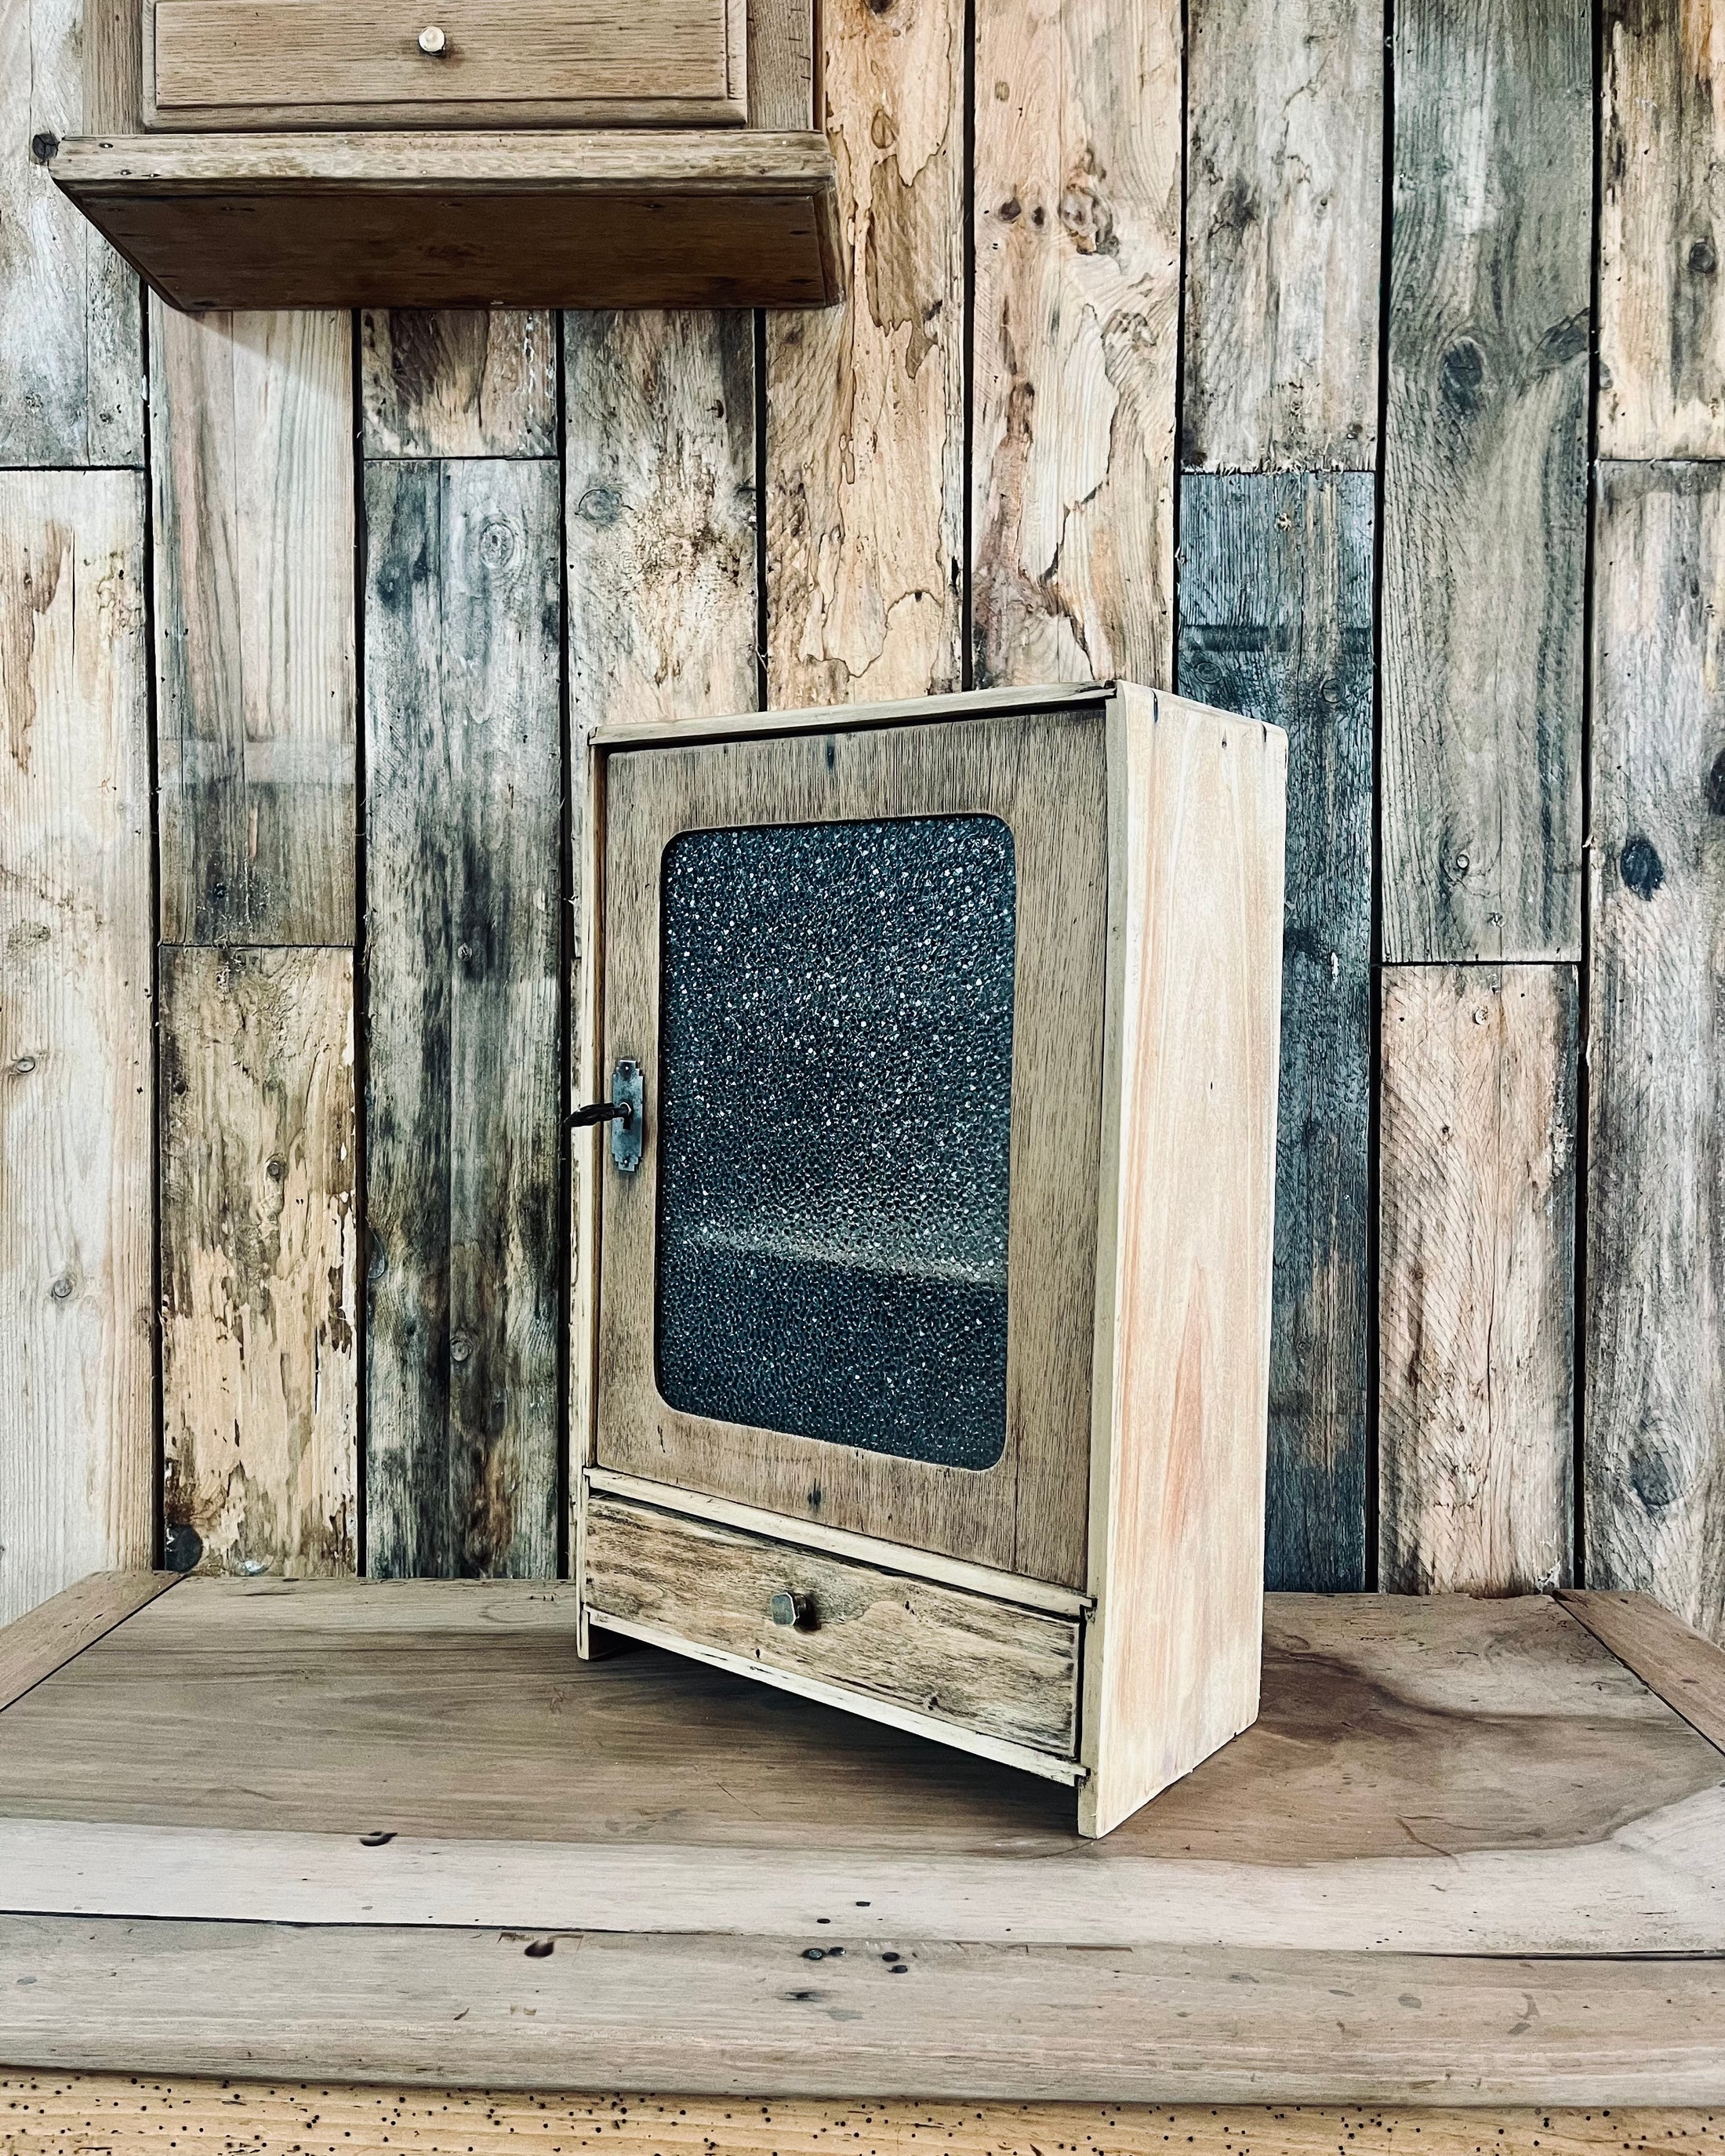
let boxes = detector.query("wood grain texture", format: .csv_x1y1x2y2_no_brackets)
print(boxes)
361,312,556,459
3,1585,1719,1871
764,0,965,704
1082,688,1287,1836
0,0,141,466
596,713,1107,1587
1600,0,1725,458
1176,473,1372,1592
748,0,814,126
6,1915,1725,2100
1378,965,1577,1595
0,1573,177,1715
565,312,757,728
364,459,561,1581
971,0,1180,685
1182,0,1382,471
159,946,358,1581
0,472,152,1631
2,2083,1724,2156
147,0,744,125
584,1494,1080,1755
151,303,355,949
55,135,844,314
1557,1588,1725,1755
1380,0,1589,963
1586,460,1725,1646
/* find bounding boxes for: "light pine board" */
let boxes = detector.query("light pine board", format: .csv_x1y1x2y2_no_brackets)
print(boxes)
1380,0,1589,963
0,472,152,1629
0,0,141,466
1082,690,1286,1835
764,0,965,704
159,946,358,1579
361,312,557,459
150,303,356,948
1182,0,1382,472
1378,965,1578,1596
1176,473,1373,1592
1599,0,1725,459
1,2082,1723,2156
971,0,1181,686
564,311,757,730
364,459,561,1581
1586,461,1725,1646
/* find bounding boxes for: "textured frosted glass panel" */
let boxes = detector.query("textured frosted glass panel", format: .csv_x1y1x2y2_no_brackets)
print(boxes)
656,815,1016,1469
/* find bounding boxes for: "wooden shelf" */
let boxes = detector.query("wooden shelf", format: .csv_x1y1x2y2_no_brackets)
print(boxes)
1,1577,1723,2099
48,130,844,311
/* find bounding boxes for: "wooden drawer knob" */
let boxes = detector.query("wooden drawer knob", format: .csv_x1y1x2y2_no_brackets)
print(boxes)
768,1589,816,1632
417,25,447,53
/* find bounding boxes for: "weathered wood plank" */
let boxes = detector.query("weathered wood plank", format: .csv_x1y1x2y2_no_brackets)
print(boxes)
1586,460,1725,1646
764,0,964,705
971,0,1181,686
5,1913,1725,2100
1182,0,1382,472
565,312,757,730
1176,473,1372,1592
1378,964,1578,1595
1600,0,1725,459
364,459,561,1581
0,1573,177,1716
0,0,142,466
0,472,152,1630
360,312,557,459
747,0,814,126
3,2082,1725,2156
159,946,358,1579
1557,1589,1725,1755
1380,0,1589,963
151,304,356,948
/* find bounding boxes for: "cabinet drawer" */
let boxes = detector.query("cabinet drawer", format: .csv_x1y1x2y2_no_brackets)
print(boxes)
583,1494,1081,1759
147,0,746,129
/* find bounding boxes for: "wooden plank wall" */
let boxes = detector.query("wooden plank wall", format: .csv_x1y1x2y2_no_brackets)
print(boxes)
1,0,1722,1646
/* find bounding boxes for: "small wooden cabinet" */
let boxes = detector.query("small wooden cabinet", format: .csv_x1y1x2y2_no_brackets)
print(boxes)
49,0,840,309
574,681,1287,1838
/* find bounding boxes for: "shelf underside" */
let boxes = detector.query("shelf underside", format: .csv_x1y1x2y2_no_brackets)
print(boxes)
49,130,844,310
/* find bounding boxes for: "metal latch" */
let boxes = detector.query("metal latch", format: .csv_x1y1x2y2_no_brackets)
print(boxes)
569,1058,644,1174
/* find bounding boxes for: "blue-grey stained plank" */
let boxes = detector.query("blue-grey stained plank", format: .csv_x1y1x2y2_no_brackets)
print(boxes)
1178,469,1374,1591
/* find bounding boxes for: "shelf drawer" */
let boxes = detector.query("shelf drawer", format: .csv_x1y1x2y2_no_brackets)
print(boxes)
583,1493,1081,1759
147,0,746,129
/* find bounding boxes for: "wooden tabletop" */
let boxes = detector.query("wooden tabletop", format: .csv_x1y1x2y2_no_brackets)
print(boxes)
0,1577,1721,2103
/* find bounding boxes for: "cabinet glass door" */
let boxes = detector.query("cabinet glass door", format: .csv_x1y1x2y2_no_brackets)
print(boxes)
595,710,1108,1584
655,813,1015,1470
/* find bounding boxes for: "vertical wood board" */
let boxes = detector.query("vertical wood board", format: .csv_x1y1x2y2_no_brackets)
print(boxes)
151,303,356,948
1378,964,1578,1596
0,470,153,1628
971,0,1182,687
0,0,141,467
361,312,557,459
1380,0,1589,963
1182,0,1383,472
748,0,815,125
1083,688,1287,1836
764,0,966,706
1177,472,1373,1592
1599,0,1725,459
365,458,562,1581
159,946,358,1579
1586,460,1725,1646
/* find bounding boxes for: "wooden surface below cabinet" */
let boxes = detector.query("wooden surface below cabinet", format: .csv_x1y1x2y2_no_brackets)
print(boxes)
144,0,749,130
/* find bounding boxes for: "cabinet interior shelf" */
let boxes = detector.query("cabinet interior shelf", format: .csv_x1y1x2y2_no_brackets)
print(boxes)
49,129,844,311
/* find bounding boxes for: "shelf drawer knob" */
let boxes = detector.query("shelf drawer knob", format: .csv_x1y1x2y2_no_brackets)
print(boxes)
418,24,448,53
768,1589,816,1631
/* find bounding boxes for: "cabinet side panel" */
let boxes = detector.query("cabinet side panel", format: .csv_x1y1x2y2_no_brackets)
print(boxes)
1081,685,1287,1838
